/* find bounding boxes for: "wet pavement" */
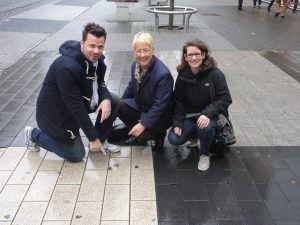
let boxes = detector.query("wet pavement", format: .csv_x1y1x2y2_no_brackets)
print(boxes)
0,0,300,224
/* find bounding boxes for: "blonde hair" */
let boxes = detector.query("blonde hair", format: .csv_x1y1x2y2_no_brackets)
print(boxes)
132,32,153,49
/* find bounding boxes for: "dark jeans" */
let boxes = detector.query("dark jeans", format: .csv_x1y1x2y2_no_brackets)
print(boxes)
168,118,217,156
268,0,275,10
117,100,169,141
238,0,243,7
294,0,299,11
31,92,120,162
253,0,262,6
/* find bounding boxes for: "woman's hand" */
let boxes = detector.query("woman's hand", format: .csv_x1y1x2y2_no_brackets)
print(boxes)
197,115,210,129
174,127,182,136
128,123,145,137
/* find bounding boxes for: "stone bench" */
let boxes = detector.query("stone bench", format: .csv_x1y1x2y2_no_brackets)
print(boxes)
146,5,198,30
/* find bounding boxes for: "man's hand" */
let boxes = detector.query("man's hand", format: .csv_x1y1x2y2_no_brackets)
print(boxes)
197,115,210,129
96,99,111,123
89,138,106,155
174,127,182,136
128,123,145,137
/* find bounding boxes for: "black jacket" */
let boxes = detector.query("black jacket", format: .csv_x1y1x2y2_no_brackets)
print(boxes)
36,40,111,143
172,67,232,129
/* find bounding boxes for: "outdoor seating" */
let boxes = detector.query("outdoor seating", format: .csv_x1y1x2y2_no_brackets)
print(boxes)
146,5,198,30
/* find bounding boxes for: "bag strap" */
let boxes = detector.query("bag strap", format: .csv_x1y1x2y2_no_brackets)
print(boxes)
208,73,216,103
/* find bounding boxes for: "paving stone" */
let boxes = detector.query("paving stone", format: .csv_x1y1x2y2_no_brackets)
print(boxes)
256,183,298,221
0,147,26,170
38,151,64,171
100,222,128,225
42,221,70,225
0,184,29,221
131,169,155,200
0,171,12,192
77,170,106,202
44,185,79,221
24,170,59,201
72,202,102,225
131,146,153,170
238,201,275,225
11,202,48,225
86,152,109,170
206,183,242,220
57,159,86,184
130,201,157,225
156,184,187,222
106,157,130,184
101,184,130,220
7,150,46,184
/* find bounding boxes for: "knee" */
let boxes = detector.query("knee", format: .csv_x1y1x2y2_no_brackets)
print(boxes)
66,149,85,162
110,92,121,114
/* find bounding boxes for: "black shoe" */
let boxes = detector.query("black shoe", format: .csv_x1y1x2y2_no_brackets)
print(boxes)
238,6,242,10
275,12,280,17
125,136,137,144
151,138,164,151
281,15,285,18
267,7,270,12
293,10,297,14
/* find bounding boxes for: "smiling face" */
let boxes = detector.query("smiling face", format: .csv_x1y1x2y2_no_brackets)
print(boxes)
134,42,154,70
80,33,105,63
184,46,205,74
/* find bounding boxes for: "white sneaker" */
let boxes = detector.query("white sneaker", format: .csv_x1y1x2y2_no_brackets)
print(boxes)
198,155,210,171
187,138,198,148
24,126,40,151
102,141,120,153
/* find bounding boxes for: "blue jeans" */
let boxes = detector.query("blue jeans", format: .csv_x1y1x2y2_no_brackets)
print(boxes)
31,92,120,162
168,118,217,156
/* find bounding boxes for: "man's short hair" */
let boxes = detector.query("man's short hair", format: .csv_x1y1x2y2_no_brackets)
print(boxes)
82,22,107,41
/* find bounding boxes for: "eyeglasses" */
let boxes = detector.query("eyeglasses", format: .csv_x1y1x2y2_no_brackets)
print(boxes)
135,49,152,56
186,52,203,60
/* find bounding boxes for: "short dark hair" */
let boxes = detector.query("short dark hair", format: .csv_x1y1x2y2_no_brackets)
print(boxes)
177,39,216,72
82,22,107,41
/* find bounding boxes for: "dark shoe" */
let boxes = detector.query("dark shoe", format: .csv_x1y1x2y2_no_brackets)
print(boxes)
125,136,137,144
275,12,280,17
238,6,242,10
258,5,261,8
281,15,285,18
293,10,297,14
151,138,164,151
267,7,270,12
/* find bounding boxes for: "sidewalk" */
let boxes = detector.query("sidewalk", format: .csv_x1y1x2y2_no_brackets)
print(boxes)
0,0,300,224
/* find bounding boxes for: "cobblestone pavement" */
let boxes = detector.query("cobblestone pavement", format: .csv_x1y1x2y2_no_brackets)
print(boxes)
0,0,299,224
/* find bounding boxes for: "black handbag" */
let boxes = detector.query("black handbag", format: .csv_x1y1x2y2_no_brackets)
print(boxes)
208,75,236,148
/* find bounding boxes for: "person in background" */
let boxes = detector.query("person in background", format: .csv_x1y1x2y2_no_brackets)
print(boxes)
267,0,275,12
113,32,174,151
274,0,289,17
292,0,299,13
24,22,120,162
253,0,262,8
168,39,232,171
238,0,243,10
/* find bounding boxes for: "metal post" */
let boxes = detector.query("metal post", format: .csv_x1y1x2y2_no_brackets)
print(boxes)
168,0,174,30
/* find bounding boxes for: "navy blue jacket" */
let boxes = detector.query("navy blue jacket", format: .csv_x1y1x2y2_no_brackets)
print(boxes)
36,40,111,143
122,56,174,129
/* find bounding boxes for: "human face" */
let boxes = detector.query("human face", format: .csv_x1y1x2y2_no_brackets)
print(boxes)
134,42,154,70
184,46,205,74
80,33,105,63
